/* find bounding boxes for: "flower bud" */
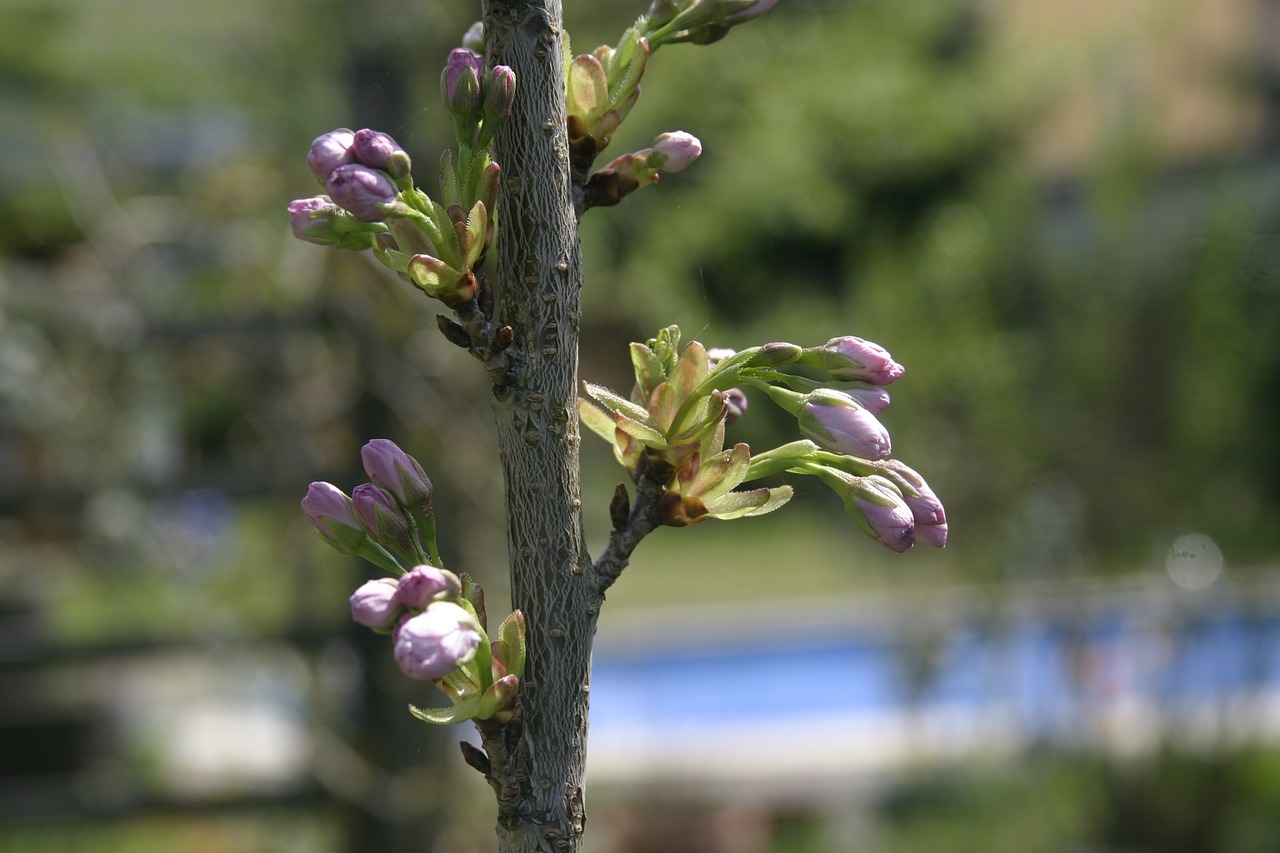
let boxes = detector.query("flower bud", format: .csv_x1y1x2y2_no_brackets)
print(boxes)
352,128,411,180
651,131,702,173
325,164,399,221
288,196,341,243
815,336,905,386
301,482,403,572
349,578,402,630
881,460,947,548
393,602,482,681
483,66,516,123
845,385,891,416
352,483,414,557
798,389,892,460
361,439,432,506
849,476,916,552
301,482,361,549
396,564,463,609
461,21,485,54
722,387,748,426
307,129,355,183
442,49,485,116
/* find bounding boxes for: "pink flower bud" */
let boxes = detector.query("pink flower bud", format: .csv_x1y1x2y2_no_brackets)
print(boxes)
461,21,485,54
307,129,356,183
288,196,341,243
442,49,486,113
850,477,916,553
722,387,748,426
351,128,409,178
882,461,947,548
821,337,905,386
349,578,402,629
301,481,358,537
325,164,398,221
483,66,516,121
652,131,702,173
351,483,413,554
845,386,891,415
396,565,463,608
360,439,433,508
393,603,482,681
799,390,892,460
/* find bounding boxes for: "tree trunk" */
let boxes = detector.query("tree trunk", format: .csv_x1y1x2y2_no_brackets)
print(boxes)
482,2,596,850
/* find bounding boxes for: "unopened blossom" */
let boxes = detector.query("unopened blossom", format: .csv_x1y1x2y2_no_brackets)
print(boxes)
849,476,916,553
351,128,409,178
882,460,948,548
352,483,413,555
821,336,905,386
396,564,462,609
326,164,398,221
393,602,482,681
845,385,891,416
349,578,402,630
652,131,701,173
722,387,748,426
307,129,355,183
361,439,433,508
798,389,892,460
483,66,517,121
301,481,360,542
442,49,485,114
288,197,341,244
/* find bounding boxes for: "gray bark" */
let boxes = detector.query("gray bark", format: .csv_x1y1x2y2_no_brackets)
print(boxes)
482,1,596,850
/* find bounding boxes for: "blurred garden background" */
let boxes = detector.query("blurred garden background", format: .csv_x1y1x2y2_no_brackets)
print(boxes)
3,0,1280,850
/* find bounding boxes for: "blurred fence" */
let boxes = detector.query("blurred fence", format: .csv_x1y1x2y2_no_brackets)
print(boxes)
588,571,1280,798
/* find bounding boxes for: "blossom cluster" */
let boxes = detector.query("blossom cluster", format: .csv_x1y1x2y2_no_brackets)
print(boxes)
287,49,514,310
581,327,947,551
302,439,524,724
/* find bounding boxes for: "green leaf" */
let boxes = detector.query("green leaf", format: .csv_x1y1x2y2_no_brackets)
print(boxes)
668,341,710,404
704,485,794,520
578,399,618,443
647,382,679,432
689,442,750,502
630,342,667,399
461,200,488,270
584,381,654,424
612,412,668,447
567,54,608,122
497,610,526,680
409,695,485,726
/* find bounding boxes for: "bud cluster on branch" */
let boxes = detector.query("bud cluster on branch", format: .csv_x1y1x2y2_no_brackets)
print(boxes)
581,327,947,551
302,440,525,725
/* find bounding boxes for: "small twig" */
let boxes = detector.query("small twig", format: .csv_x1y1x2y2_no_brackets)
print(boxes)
592,458,670,595
436,286,520,390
